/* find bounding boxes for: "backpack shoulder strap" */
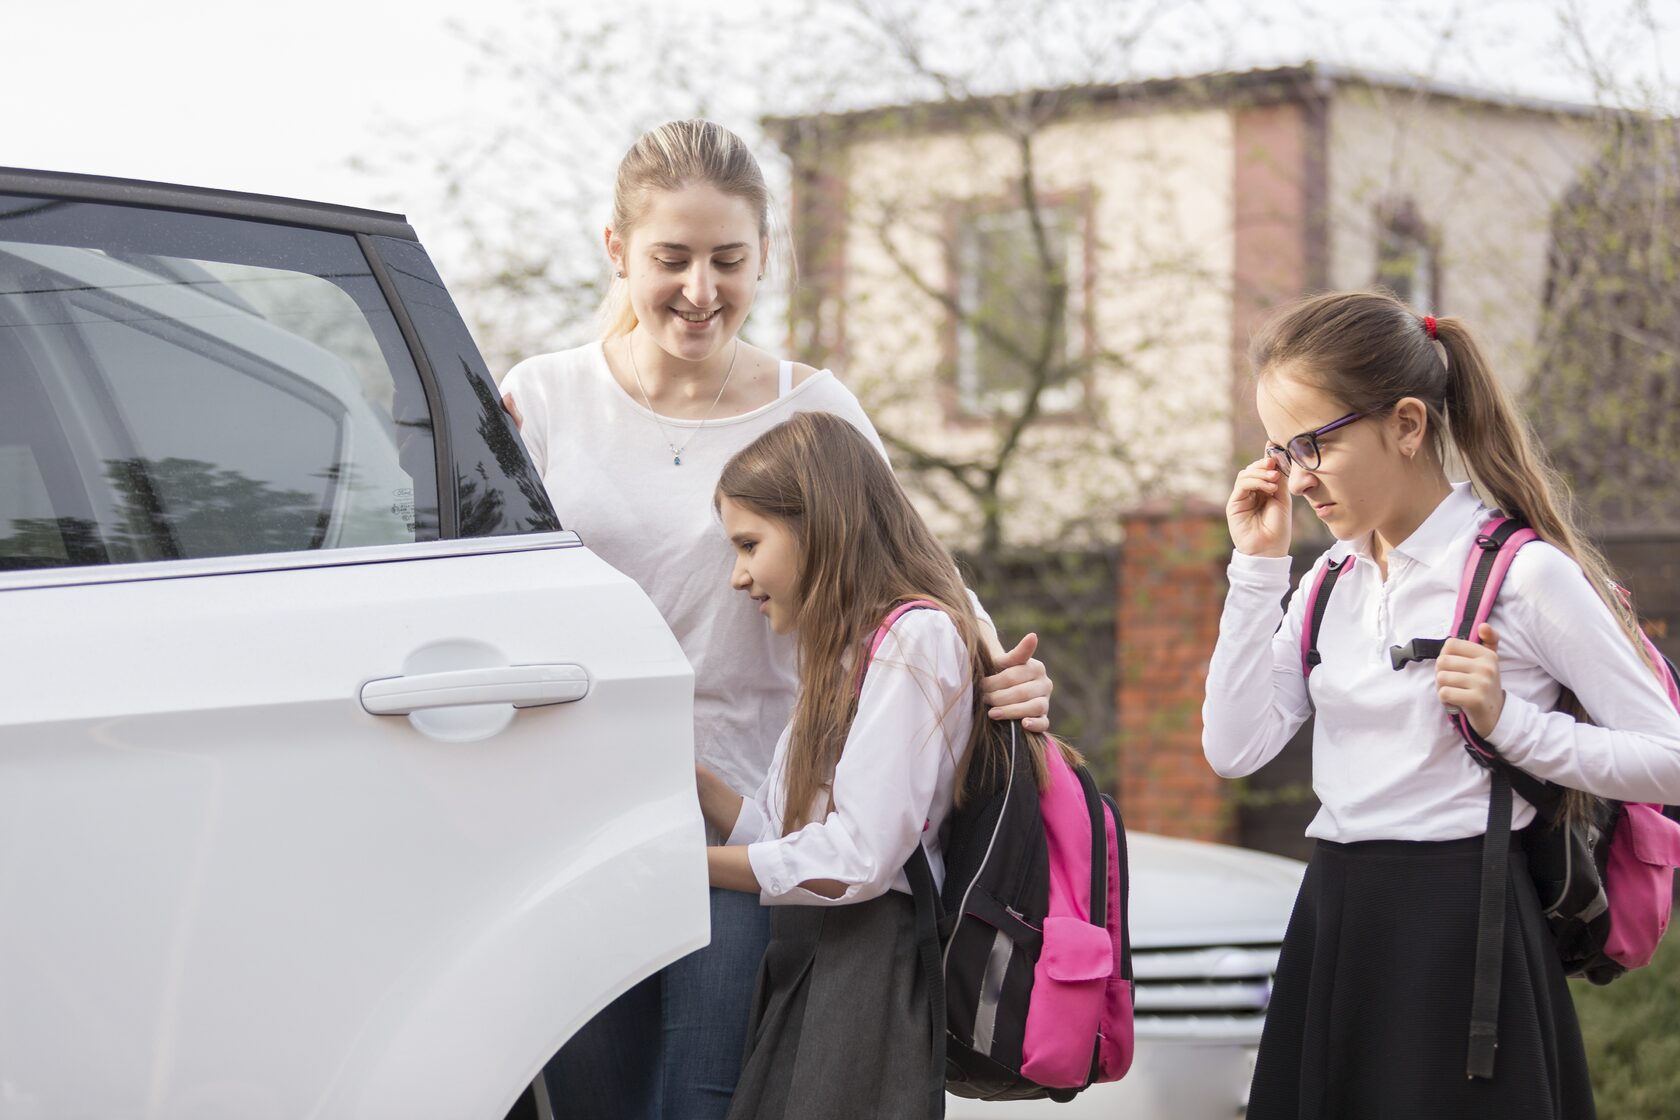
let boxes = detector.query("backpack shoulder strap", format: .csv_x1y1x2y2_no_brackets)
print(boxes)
904,846,949,1119
859,599,944,694
1450,517,1541,769
1300,555,1355,678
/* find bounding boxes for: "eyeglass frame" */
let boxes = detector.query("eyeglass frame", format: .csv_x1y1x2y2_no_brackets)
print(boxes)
1264,410,1365,475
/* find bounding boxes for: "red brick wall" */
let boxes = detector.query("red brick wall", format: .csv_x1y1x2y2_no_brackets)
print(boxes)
1116,502,1231,842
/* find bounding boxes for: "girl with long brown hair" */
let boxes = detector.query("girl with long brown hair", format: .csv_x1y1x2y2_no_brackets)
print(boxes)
1202,289,1680,1118
500,119,1053,1119
695,410,1058,1119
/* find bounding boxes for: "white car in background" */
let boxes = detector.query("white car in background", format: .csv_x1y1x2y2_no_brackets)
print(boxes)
946,832,1307,1120
0,168,708,1120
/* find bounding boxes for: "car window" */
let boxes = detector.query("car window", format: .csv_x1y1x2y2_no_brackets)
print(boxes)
0,196,440,569
370,235,559,538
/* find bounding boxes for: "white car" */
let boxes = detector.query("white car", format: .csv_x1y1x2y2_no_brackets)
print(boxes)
0,169,708,1119
946,832,1307,1120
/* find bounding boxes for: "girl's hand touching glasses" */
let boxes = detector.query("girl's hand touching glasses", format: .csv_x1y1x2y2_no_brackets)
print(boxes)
1226,458,1292,558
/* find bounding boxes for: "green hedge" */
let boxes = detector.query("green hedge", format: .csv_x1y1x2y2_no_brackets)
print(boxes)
1573,927,1680,1117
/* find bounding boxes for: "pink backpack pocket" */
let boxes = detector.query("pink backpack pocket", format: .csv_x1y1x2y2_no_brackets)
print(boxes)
1603,803,1680,970
1021,916,1111,1087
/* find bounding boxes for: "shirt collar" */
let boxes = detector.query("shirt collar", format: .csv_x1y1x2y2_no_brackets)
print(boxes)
1383,481,1488,569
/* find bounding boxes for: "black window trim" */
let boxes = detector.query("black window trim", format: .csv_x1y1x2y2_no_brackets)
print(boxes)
357,233,457,539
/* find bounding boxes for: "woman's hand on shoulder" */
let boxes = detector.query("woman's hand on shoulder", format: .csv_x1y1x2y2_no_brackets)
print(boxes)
1436,624,1506,739
1227,458,1291,557
501,392,524,431
982,632,1052,733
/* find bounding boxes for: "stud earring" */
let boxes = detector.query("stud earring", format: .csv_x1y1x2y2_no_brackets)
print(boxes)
616,270,625,279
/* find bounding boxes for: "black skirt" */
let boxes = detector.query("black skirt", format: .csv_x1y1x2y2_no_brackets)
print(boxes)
1249,831,1595,1120
727,891,935,1120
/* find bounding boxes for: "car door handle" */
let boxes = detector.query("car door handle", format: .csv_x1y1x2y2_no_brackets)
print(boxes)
360,664,590,715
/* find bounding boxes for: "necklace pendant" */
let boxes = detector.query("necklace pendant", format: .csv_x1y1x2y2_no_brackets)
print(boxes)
673,454,682,466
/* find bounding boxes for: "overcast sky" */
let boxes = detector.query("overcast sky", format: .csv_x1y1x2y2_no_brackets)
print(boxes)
9,0,1676,342
13,1,1676,194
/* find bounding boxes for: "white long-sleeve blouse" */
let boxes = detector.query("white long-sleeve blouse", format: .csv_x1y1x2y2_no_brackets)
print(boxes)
1202,481,1680,843
727,608,971,905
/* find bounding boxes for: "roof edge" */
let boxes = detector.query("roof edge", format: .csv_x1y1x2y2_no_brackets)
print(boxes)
764,62,1606,144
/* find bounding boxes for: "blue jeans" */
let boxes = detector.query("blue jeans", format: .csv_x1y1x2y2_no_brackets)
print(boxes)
546,888,771,1120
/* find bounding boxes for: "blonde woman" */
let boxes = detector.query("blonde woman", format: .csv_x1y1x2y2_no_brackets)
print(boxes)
501,119,1052,1120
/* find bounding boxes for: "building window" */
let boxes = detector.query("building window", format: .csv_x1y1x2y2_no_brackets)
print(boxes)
1376,200,1438,312
952,200,1088,417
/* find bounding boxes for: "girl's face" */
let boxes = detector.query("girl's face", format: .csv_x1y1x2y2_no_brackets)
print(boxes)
609,183,767,366
720,497,803,635
1256,369,1408,544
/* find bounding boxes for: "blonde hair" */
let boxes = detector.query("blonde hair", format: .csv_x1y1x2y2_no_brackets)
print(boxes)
715,412,1077,833
599,119,780,338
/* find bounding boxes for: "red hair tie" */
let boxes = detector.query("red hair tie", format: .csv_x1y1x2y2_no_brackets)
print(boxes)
1422,315,1438,340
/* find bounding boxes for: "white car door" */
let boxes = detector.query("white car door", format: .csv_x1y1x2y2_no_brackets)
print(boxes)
0,177,708,1120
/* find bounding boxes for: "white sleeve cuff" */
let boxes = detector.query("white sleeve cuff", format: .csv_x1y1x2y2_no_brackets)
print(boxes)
1488,690,1538,761
1227,550,1294,585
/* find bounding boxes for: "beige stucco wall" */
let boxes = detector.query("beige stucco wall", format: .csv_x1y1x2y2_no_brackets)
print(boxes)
834,107,1237,548
1325,88,1600,394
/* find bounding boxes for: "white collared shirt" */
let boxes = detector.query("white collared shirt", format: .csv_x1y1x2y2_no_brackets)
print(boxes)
728,608,970,905
1203,482,1680,842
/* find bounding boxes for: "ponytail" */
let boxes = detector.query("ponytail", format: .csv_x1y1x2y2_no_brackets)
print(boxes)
1435,318,1651,673
598,275,638,339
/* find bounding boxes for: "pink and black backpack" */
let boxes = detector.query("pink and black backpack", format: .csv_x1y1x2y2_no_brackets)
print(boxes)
1301,517,1680,1079
865,602,1133,1117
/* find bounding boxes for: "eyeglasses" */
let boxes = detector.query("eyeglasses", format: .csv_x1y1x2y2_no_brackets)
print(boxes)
1265,411,1365,475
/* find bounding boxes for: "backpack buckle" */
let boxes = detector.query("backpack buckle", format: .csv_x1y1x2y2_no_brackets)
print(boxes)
1475,533,1501,552
1390,637,1446,670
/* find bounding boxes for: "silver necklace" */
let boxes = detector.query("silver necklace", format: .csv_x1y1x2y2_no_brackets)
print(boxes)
626,335,739,466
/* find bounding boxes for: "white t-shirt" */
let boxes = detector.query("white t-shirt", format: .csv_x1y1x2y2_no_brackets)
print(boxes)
500,340,888,801
726,608,971,905
1202,481,1680,842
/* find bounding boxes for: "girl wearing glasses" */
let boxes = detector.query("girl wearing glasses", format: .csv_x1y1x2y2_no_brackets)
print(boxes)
1201,289,1680,1119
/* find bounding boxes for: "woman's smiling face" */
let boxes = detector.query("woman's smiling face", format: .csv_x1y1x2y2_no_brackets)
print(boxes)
609,182,766,365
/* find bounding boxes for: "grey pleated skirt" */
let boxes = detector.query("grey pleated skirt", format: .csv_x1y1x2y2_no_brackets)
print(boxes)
727,891,936,1120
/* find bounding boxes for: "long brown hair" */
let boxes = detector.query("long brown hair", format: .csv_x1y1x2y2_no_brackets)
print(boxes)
599,119,783,338
1252,290,1652,820
716,411,1074,833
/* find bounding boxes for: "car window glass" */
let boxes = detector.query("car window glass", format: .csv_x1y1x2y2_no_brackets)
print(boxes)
371,236,559,537
0,197,440,569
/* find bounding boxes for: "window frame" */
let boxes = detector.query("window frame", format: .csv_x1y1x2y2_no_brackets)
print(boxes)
940,188,1097,426
1375,197,1442,313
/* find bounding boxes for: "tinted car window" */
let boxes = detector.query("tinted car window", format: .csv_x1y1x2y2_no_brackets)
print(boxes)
0,197,439,568
370,235,558,537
